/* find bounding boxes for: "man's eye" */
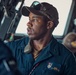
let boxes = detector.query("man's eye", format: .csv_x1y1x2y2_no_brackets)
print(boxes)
32,19,38,22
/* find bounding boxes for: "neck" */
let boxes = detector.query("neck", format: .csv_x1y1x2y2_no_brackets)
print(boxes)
32,34,52,51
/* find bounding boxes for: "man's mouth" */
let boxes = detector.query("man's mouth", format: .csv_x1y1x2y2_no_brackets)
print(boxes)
27,28,33,34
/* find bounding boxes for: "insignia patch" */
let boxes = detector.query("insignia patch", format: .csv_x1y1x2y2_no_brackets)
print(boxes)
47,62,53,69
47,62,61,72
51,67,60,72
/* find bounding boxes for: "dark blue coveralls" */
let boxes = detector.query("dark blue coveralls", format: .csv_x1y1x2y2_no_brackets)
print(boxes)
6,36,76,75
0,39,22,75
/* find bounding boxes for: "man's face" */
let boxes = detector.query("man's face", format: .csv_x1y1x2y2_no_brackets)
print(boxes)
27,12,48,40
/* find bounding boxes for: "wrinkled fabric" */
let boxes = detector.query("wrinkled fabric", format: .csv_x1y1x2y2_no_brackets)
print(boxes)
0,39,22,75
6,36,76,75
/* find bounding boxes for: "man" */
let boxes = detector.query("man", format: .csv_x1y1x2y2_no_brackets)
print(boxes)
63,32,76,56
6,1,76,75
0,39,22,75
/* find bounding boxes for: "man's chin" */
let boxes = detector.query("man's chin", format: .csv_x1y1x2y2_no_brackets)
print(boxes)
29,35,39,40
28,35,35,39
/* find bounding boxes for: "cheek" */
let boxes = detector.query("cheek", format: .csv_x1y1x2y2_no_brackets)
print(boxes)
33,20,48,34
34,25,47,34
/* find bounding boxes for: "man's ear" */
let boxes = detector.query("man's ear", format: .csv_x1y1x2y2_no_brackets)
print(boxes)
47,21,54,29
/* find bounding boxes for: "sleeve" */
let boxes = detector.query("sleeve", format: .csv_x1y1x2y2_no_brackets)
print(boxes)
6,37,29,58
0,39,22,75
6,40,20,57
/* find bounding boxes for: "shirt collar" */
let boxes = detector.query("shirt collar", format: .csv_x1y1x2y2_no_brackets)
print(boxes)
24,36,60,56
24,40,32,53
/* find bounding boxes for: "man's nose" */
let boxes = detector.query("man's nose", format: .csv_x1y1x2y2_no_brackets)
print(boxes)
27,21,33,27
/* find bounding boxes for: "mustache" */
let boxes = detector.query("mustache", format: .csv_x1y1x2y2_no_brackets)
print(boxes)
27,27,34,32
